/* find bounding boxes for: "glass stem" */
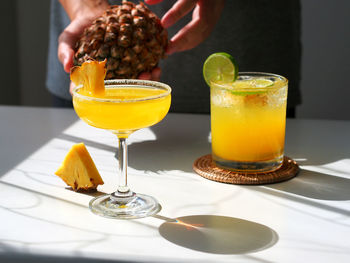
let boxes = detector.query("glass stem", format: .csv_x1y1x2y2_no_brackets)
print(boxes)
117,137,130,193
111,137,135,202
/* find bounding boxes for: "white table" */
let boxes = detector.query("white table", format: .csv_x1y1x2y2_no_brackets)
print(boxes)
0,105,349,263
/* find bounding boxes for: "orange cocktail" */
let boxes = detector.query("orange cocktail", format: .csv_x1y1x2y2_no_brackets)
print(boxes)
73,85,171,138
210,72,288,173
72,79,171,219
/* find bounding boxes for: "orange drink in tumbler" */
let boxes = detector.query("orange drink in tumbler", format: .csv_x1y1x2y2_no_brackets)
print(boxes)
210,73,288,173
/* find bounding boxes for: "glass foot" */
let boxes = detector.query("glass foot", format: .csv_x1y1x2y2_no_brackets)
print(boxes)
89,193,161,219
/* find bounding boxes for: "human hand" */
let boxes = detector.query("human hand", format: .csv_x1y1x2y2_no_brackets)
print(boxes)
58,0,161,93
58,18,99,73
58,0,109,73
138,67,161,81
145,0,225,55
59,16,161,82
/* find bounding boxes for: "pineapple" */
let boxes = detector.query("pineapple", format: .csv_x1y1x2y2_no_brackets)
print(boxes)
55,143,104,191
74,0,168,79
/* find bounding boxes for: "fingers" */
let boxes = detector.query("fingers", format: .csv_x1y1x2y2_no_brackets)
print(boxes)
58,31,76,73
144,0,164,4
165,0,225,54
138,67,161,81
166,16,203,54
151,67,161,81
138,72,151,80
58,19,92,73
161,0,197,28
69,81,76,96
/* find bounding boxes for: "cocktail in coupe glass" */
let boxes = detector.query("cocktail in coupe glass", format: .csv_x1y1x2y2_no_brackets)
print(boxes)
210,72,288,173
72,79,171,219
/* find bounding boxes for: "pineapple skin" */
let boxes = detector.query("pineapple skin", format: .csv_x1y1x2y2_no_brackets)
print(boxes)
55,143,104,191
74,0,168,79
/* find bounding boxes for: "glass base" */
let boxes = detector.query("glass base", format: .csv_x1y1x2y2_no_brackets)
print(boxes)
89,193,161,219
213,155,283,174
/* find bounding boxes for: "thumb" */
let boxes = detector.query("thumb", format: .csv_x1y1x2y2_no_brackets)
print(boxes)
69,81,76,95
60,44,75,73
58,18,90,73
58,29,77,73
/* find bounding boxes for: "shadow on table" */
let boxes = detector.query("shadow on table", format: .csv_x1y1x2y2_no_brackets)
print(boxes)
66,187,106,197
241,169,350,218
59,114,211,174
129,115,211,173
0,253,133,263
0,108,77,180
285,119,350,167
263,168,350,201
155,214,278,254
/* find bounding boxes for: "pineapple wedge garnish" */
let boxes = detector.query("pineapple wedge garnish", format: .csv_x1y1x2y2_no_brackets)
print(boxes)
70,59,107,96
55,143,104,191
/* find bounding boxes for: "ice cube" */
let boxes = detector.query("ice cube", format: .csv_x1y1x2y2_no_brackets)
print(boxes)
212,89,243,107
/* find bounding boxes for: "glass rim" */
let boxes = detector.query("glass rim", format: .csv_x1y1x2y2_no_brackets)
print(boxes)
72,79,172,103
210,71,288,91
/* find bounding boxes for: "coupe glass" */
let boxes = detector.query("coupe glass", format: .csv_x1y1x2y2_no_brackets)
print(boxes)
72,79,171,219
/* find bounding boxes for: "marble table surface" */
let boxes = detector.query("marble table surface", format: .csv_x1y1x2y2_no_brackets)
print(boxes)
0,105,349,263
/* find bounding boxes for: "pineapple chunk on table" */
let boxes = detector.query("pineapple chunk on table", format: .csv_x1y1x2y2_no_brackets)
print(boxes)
55,143,104,191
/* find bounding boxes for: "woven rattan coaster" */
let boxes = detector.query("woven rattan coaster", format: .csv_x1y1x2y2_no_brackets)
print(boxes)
193,155,299,185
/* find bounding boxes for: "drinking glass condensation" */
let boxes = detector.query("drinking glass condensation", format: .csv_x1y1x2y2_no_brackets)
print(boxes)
210,72,288,173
